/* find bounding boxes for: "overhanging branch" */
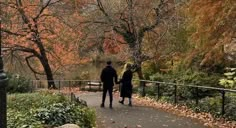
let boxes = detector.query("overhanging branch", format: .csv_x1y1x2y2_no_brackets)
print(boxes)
1,29,25,37
138,0,169,38
25,55,45,75
10,45,41,58
34,0,61,21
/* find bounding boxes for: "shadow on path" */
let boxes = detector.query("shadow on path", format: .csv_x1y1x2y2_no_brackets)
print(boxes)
77,92,207,128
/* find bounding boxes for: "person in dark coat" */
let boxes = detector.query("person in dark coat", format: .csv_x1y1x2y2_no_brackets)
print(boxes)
100,60,118,108
118,63,133,106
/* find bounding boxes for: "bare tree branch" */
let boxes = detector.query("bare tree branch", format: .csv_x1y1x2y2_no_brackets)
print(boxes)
34,0,62,21
10,45,40,58
25,55,45,75
138,0,166,38
16,0,30,24
1,29,26,36
97,0,109,17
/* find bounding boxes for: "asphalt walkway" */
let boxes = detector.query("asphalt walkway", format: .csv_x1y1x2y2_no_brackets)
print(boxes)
77,92,207,128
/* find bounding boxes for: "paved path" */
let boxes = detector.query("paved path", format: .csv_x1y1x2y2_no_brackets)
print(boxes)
77,92,207,128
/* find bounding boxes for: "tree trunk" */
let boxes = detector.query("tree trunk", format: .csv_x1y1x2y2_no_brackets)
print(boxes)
132,39,144,80
35,33,56,89
40,56,56,89
33,21,56,89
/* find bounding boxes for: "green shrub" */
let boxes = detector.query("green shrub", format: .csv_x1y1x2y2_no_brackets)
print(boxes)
148,69,221,99
7,92,96,128
35,103,95,128
193,95,236,120
197,96,222,116
149,72,167,82
142,65,236,120
7,92,67,112
219,67,236,88
8,109,43,128
78,107,96,128
171,69,221,87
7,73,31,93
143,62,160,80
225,94,236,120
145,86,158,97
159,96,173,103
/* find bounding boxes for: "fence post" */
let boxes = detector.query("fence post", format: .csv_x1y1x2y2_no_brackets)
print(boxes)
141,81,146,97
79,81,81,88
39,80,42,88
0,77,8,128
71,92,74,102
174,84,177,104
195,87,199,105
156,83,160,100
69,81,72,92
89,80,91,91
221,90,225,115
31,80,34,93
58,80,61,92
99,81,102,91
0,17,8,128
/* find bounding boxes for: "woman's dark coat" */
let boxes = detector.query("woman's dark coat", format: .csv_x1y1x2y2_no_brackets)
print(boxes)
119,69,133,98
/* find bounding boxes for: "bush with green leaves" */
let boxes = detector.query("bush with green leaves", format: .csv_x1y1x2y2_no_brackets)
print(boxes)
149,68,221,86
225,94,236,120
7,73,31,93
219,67,236,88
196,96,222,116
141,64,236,120
8,109,43,128
148,69,221,100
192,95,236,120
7,91,67,111
142,62,161,80
149,72,167,82
35,103,95,128
7,92,96,128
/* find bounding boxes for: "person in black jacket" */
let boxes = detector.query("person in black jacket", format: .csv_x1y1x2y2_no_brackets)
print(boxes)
100,60,118,108
118,63,133,106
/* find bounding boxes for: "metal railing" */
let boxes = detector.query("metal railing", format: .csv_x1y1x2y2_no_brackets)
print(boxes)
134,79,236,116
30,79,102,92
29,79,236,116
29,79,102,108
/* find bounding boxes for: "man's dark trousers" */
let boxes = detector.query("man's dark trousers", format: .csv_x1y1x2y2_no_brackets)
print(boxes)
102,86,113,105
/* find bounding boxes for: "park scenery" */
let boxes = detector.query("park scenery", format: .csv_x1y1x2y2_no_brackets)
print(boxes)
0,0,235,128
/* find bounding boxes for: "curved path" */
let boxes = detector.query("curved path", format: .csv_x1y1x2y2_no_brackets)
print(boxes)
77,92,207,128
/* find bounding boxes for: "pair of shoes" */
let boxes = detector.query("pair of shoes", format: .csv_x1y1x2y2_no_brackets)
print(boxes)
119,100,124,104
100,103,104,108
128,102,132,107
109,104,113,109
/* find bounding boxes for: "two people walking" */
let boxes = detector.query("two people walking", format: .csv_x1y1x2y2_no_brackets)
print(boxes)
100,61,133,108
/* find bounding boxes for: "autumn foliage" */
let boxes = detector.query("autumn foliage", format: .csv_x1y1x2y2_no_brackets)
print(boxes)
1,0,87,82
187,0,236,67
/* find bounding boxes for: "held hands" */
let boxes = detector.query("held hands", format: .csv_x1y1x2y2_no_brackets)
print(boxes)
115,79,121,84
115,81,120,84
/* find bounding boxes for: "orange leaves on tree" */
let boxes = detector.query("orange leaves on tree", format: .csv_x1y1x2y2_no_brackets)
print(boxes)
103,40,121,54
103,32,126,54
186,0,236,66
2,0,87,78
